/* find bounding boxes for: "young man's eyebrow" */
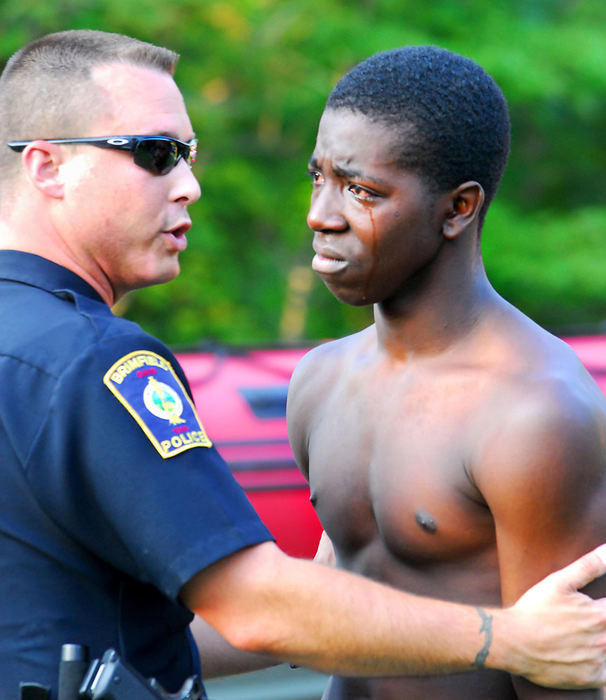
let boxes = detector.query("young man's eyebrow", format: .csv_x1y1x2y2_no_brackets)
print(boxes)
308,156,320,170
307,156,361,179
308,156,389,186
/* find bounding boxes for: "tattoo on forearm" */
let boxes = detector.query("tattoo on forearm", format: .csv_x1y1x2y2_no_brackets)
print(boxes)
472,607,493,669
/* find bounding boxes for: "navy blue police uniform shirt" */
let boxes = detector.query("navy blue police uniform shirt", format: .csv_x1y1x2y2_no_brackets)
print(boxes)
0,250,273,698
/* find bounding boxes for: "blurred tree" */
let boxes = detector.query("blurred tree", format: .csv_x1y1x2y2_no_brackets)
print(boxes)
1,0,605,346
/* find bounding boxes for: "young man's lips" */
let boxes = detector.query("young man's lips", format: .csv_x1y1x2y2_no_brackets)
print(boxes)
312,252,348,274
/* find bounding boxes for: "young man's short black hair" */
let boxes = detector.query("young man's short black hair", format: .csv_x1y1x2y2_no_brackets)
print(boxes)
326,46,510,224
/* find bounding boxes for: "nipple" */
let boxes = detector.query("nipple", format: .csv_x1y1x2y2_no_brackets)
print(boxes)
415,509,437,534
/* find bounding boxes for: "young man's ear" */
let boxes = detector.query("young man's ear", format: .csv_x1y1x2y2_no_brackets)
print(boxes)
21,141,65,199
442,181,484,240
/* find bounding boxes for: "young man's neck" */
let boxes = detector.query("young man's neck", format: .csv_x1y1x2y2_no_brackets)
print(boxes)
373,263,497,361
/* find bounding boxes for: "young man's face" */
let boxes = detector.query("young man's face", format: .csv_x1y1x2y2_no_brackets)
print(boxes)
57,62,201,301
307,109,450,307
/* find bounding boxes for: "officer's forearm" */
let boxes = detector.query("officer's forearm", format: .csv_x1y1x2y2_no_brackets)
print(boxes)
182,542,606,687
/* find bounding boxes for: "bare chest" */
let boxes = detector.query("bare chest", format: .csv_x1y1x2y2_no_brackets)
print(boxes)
307,371,499,599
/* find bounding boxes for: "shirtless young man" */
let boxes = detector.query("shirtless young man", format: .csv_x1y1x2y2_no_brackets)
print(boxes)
287,46,606,699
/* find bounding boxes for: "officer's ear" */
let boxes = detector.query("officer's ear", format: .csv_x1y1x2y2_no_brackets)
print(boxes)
442,181,484,240
21,140,65,199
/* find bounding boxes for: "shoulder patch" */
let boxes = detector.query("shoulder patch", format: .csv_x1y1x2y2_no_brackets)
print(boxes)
103,350,212,459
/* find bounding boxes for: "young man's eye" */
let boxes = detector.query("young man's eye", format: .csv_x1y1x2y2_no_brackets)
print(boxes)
348,184,376,201
307,170,324,186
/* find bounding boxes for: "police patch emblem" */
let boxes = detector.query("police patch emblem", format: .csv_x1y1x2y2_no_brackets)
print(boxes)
103,350,212,458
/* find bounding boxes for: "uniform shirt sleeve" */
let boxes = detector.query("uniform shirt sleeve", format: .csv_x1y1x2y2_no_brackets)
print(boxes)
23,329,273,601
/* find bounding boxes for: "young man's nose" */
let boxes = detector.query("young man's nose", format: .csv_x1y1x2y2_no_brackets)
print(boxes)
307,188,347,233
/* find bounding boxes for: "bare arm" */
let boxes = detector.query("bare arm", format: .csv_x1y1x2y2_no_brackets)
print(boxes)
189,614,278,678
477,382,606,697
190,531,338,679
181,540,606,688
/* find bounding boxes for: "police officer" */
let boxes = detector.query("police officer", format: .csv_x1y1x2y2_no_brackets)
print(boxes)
1,29,606,700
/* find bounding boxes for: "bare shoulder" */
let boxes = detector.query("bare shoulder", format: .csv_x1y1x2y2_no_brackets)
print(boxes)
288,326,374,401
286,326,374,475
471,326,606,498
496,329,603,431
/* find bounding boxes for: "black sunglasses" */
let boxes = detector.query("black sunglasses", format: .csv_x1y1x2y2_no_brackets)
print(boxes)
7,135,197,176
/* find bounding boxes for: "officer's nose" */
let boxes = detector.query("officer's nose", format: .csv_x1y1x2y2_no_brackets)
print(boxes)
171,159,202,206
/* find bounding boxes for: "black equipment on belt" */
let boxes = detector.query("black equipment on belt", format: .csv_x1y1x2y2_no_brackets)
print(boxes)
19,644,203,700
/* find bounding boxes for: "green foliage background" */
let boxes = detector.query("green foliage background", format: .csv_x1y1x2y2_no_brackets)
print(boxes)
2,0,605,347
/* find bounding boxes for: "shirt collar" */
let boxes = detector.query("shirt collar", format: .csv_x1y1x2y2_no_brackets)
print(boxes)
0,250,105,303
